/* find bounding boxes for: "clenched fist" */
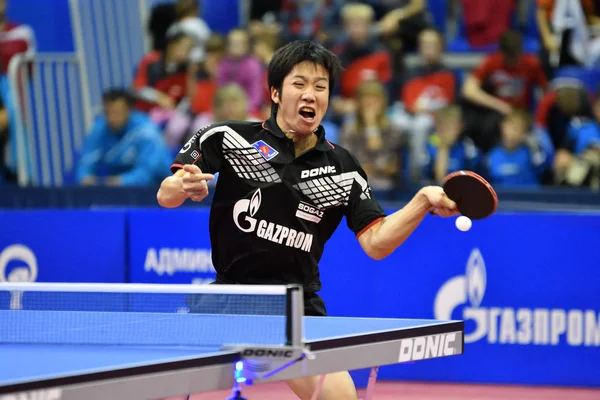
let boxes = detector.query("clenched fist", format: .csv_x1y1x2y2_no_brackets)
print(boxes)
181,164,214,202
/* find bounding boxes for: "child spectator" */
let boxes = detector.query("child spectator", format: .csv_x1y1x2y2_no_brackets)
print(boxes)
216,29,264,114
486,109,552,187
423,105,483,183
339,79,403,191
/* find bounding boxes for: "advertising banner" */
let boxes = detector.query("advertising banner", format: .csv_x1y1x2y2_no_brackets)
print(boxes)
128,209,216,285
0,210,126,284
319,212,600,387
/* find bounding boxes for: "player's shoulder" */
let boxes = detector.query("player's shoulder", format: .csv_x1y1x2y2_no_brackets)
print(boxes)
192,119,264,140
326,141,365,168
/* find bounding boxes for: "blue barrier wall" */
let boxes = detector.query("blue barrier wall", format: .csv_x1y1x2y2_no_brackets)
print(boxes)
0,208,599,387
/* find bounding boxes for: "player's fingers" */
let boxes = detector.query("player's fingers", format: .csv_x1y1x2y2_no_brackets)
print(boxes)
183,183,208,195
183,164,202,174
441,194,457,210
182,173,214,183
435,208,459,218
189,192,208,202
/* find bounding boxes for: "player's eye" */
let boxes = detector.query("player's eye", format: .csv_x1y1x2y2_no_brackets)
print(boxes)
293,82,304,88
316,86,327,90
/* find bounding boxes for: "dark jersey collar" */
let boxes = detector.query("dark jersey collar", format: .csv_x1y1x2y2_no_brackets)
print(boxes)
263,115,335,152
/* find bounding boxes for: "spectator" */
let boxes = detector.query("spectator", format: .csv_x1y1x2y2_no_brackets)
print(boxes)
553,94,600,190
373,0,430,52
190,83,259,134
166,0,211,65
486,109,552,187
536,0,600,76
76,89,171,187
331,3,392,118
253,32,285,119
373,0,431,91
460,0,516,48
217,29,264,114
462,29,548,152
190,33,225,116
535,80,593,151
393,28,456,181
0,95,12,184
422,105,483,183
0,0,35,184
338,79,403,191
133,32,196,114
147,2,177,52
279,0,345,44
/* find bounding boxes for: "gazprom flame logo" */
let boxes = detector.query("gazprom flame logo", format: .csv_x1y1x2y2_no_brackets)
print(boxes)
466,248,486,307
0,244,38,283
0,244,38,310
233,189,262,232
434,248,487,343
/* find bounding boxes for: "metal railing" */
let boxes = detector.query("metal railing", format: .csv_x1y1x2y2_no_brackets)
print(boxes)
8,53,87,187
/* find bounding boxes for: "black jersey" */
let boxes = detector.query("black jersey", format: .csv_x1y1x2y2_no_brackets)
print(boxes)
172,116,386,292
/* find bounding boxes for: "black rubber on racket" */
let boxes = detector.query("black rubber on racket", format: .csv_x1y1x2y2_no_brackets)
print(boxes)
443,171,498,220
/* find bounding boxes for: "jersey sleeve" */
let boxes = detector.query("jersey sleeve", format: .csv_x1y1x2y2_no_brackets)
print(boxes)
171,125,224,174
344,155,387,238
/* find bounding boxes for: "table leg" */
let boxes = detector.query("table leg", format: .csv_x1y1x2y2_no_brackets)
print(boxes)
310,374,327,400
362,366,379,400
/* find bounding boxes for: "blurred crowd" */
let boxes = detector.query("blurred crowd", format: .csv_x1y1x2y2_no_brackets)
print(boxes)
1,0,600,193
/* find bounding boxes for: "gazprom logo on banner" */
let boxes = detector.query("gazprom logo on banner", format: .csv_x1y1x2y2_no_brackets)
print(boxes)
0,244,38,310
144,248,215,276
434,248,600,347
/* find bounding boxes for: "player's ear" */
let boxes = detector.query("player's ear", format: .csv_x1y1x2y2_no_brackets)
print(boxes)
270,87,280,104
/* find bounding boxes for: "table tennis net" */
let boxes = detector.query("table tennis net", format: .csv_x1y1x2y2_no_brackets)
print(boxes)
0,283,302,348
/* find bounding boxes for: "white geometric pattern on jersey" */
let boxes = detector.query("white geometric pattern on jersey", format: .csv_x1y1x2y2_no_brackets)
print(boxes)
293,172,371,209
201,125,281,183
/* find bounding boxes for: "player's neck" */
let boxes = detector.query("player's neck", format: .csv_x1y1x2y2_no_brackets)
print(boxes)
276,115,318,157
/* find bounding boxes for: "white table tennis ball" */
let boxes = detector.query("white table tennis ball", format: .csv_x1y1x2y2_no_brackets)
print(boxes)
456,215,472,232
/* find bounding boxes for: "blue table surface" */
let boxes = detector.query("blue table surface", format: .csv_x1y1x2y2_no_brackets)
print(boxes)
0,316,449,386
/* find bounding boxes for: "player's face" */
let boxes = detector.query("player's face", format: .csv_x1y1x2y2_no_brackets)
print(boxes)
105,99,130,132
272,61,329,136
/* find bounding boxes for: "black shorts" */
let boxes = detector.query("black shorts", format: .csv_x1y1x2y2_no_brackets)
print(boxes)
185,281,327,317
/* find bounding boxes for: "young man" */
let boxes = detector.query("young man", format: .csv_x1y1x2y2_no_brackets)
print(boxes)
76,89,171,187
157,40,458,400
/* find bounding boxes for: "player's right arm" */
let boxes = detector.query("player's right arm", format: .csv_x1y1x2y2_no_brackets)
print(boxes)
157,127,223,208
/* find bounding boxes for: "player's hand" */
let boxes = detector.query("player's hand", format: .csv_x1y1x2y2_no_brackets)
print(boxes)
181,164,214,202
419,186,459,217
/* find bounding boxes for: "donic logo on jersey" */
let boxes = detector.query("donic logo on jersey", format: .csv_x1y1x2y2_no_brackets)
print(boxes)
233,189,314,252
251,140,278,161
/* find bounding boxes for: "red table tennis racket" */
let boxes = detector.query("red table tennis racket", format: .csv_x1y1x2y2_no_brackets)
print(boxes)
441,170,498,220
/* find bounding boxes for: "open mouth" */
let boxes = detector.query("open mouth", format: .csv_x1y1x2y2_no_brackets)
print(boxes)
299,107,316,121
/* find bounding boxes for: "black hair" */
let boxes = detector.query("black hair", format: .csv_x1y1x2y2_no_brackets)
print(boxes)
499,29,522,60
102,88,134,107
267,40,343,115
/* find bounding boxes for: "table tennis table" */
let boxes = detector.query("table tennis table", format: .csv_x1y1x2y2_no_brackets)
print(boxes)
0,283,464,400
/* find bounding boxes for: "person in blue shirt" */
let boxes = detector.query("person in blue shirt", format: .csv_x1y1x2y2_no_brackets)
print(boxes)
423,104,483,183
76,89,172,187
553,98,600,189
486,109,551,187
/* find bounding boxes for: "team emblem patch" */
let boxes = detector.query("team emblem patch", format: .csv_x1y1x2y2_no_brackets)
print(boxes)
251,140,279,161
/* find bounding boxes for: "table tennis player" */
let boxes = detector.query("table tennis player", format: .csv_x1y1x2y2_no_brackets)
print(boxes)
157,39,459,400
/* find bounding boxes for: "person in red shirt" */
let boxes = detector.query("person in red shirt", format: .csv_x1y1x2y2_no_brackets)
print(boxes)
461,29,548,152
331,3,392,118
0,0,35,183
